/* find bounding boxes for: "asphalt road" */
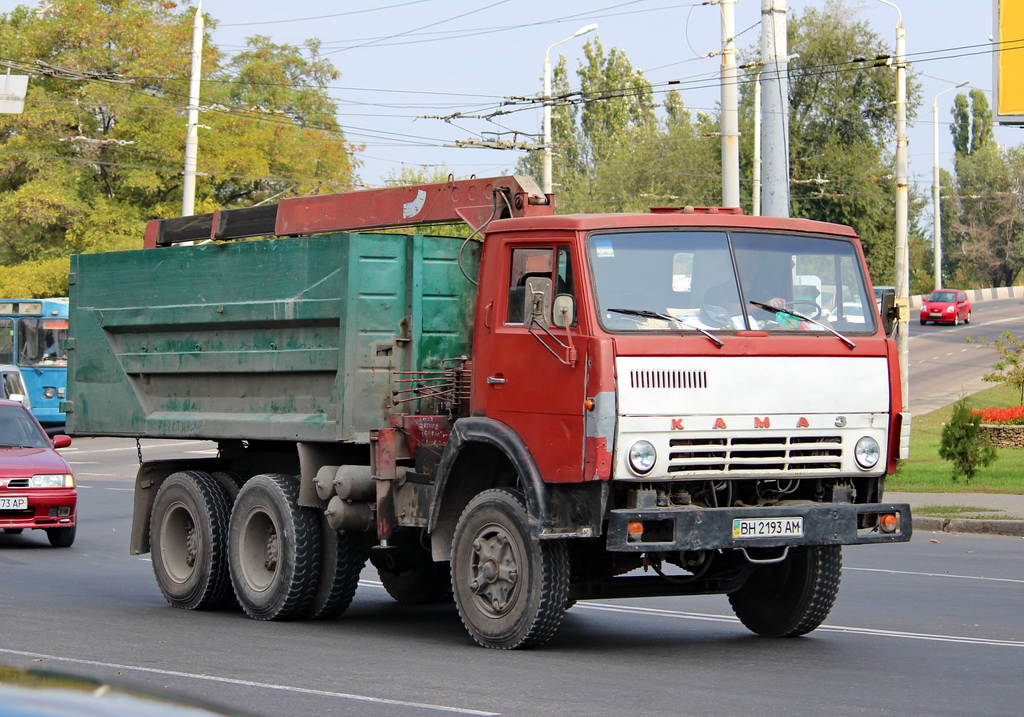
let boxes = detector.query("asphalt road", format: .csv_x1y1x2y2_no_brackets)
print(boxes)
908,295,1024,415
2,301,1023,716
0,436,1021,717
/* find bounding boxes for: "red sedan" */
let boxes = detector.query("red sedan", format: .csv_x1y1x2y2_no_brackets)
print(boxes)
919,289,972,326
0,399,77,547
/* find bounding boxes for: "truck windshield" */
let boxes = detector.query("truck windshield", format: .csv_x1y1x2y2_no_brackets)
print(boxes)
588,229,875,334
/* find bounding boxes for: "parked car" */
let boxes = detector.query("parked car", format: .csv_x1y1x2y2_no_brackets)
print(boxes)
919,289,972,326
0,365,30,408
0,399,76,547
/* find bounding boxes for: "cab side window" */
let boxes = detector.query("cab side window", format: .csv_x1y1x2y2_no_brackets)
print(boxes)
506,248,553,324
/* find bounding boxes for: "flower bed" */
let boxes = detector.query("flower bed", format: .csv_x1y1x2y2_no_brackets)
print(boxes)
971,406,1024,448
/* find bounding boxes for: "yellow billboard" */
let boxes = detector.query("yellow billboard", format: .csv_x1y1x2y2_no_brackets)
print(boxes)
996,0,1024,123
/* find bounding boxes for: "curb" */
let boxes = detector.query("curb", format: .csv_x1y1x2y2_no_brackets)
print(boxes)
912,516,1024,538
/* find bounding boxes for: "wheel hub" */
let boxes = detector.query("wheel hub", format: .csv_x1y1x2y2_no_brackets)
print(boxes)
468,529,520,615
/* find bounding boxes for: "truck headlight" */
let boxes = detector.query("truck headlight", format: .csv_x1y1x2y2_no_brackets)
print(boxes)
854,437,880,469
628,440,656,475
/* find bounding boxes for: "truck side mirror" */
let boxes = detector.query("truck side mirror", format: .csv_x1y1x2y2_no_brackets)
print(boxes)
880,288,897,336
551,294,576,328
524,276,552,328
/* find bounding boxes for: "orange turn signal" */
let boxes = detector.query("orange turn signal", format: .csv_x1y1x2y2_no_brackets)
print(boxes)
879,513,899,533
627,521,644,540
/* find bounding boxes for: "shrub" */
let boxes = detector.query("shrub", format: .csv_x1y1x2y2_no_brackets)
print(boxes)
939,397,997,485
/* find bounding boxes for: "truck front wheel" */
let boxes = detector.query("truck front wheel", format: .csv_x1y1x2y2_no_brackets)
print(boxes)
150,471,233,610
451,488,569,649
728,545,842,637
228,473,321,621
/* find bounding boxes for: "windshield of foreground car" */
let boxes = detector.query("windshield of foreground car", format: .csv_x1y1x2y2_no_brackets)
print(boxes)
588,229,876,334
0,404,50,448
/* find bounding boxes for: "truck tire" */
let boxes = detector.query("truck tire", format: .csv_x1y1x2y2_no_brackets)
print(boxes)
228,473,321,621
377,533,453,605
307,515,368,620
451,488,569,649
150,470,233,610
46,525,76,548
728,545,842,637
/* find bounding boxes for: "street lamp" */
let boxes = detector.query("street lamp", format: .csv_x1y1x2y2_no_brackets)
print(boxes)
874,0,909,413
932,81,969,291
543,24,597,196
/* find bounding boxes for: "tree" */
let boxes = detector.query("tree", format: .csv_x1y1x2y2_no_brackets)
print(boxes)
968,330,1024,404
948,91,1024,287
938,397,997,486
517,39,719,212
0,0,354,296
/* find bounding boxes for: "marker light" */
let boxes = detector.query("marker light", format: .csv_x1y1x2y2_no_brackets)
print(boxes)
627,521,644,541
879,513,899,534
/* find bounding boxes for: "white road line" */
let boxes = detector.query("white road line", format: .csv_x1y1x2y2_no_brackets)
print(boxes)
0,648,500,716
573,603,1024,648
846,566,1024,584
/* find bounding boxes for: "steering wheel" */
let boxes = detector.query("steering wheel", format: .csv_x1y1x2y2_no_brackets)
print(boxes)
786,299,821,319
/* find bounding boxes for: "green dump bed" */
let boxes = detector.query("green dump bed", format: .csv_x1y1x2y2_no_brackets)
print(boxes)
66,233,477,442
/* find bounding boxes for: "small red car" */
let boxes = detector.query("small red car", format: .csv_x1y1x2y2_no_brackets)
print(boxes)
919,289,971,326
0,399,77,547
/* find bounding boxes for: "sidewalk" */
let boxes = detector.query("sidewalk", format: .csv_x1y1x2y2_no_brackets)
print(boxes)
887,491,1024,538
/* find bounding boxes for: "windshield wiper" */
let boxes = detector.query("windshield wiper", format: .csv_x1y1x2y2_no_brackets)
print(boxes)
608,308,724,347
749,301,857,349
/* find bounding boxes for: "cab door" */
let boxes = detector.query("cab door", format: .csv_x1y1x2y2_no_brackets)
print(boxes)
473,244,588,483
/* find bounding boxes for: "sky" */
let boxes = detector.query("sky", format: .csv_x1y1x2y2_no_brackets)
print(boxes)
2,0,1019,198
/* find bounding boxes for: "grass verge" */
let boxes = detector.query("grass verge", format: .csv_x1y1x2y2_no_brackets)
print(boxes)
913,505,1005,520
889,383,1024,494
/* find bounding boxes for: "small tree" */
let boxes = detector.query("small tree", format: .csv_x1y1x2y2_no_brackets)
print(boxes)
938,398,997,485
967,330,1024,403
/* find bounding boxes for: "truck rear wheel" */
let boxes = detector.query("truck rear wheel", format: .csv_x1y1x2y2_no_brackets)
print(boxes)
728,545,842,637
451,488,569,649
150,471,233,610
228,473,321,621
307,515,368,620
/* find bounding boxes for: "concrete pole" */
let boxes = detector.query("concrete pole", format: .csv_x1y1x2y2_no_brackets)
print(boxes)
760,0,790,218
181,0,204,216
753,69,762,216
932,81,968,290
542,24,597,196
720,0,740,208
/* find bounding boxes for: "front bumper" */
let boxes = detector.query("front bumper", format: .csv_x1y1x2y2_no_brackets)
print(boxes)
606,501,911,552
0,490,77,530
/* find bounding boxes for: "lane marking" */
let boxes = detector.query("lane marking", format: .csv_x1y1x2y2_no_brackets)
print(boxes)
847,566,1024,585
0,648,500,716
572,603,1024,648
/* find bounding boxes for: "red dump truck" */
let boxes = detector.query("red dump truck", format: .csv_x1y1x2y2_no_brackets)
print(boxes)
66,176,911,649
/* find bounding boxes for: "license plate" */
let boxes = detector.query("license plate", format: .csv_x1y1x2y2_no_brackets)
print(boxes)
733,517,803,539
930,312,942,317
0,496,28,510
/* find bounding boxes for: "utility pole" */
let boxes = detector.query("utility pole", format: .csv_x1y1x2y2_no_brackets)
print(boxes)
181,0,204,217
720,0,740,208
752,66,762,216
760,0,790,218
875,0,908,414
542,24,597,196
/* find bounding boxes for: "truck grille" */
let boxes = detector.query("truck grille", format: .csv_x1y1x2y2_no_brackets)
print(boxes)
629,369,707,390
667,434,842,473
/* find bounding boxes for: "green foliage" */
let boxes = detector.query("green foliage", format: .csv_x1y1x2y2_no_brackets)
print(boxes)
0,0,355,295
951,89,993,156
517,39,719,212
938,397,997,485
968,330,1024,403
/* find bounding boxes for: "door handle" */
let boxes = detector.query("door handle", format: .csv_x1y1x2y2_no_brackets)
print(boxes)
486,376,506,385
